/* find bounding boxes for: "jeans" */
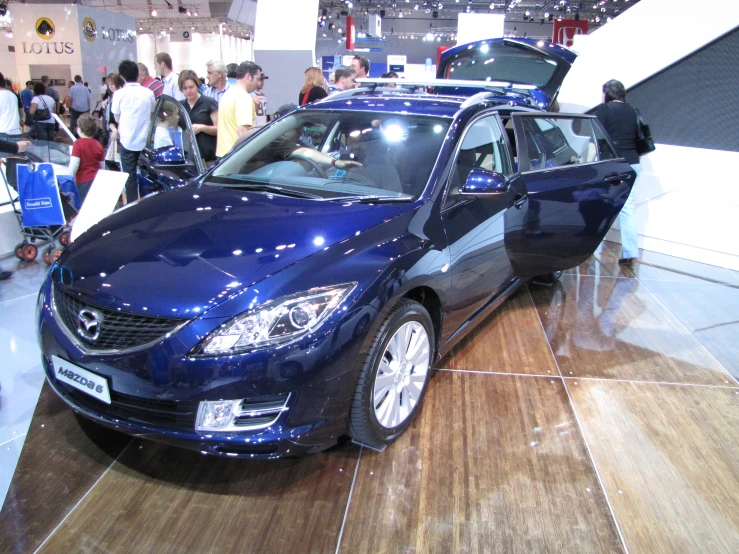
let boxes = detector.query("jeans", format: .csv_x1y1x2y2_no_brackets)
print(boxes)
619,163,641,259
76,180,93,204
32,122,55,141
69,108,86,136
119,145,141,203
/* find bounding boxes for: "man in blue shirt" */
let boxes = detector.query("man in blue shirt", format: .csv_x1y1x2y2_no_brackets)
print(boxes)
66,75,91,136
20,81,33,127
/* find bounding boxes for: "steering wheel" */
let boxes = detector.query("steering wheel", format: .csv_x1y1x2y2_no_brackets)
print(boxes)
287,152,327,178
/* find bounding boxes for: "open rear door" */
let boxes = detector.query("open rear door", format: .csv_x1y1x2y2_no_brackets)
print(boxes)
505,113,635,278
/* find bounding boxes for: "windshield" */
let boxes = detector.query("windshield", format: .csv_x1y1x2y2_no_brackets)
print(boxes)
441,42,558,87
208,111,451,200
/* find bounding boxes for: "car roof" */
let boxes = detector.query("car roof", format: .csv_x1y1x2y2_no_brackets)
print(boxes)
303,93,466,118
300,91,528,118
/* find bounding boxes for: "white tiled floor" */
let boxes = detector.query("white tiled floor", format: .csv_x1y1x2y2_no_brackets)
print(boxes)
0,256,48,509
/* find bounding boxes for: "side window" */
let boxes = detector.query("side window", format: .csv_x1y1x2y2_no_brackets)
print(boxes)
149,99,196,167
520,116,598,171
593,121,618,161
445,116,511,207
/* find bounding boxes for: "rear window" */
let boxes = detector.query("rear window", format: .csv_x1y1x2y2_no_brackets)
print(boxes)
441,42,558,87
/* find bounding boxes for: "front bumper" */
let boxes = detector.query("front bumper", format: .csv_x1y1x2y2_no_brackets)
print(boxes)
38,280,373,459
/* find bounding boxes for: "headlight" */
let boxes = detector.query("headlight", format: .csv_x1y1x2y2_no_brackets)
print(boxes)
192,283,356,356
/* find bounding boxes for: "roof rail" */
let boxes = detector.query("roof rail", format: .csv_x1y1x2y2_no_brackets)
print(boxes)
355,78,538,93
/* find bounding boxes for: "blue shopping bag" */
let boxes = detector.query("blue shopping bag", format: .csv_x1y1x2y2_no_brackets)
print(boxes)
17,163,65,227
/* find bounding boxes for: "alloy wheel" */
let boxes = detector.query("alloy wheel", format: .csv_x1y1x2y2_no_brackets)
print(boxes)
372,321,430,429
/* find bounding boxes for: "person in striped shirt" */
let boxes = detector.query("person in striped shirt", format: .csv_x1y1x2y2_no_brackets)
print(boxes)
204,59,230,105
137,63,164,98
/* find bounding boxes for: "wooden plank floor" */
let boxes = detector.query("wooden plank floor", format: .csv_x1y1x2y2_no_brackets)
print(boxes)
1,243,737,553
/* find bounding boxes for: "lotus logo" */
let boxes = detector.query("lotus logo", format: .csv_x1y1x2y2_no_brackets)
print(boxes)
36,18,55,40
82,17,97,41
77,309,101,342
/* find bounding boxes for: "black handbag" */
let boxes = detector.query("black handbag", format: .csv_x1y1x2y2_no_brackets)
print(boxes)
33,97,51,121
634,106,655,155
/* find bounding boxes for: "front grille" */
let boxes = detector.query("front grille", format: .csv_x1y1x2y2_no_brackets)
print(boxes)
52,377,198,431
53,285,186,352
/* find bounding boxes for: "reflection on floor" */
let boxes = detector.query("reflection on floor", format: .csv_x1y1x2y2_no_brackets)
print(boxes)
1,242,738,553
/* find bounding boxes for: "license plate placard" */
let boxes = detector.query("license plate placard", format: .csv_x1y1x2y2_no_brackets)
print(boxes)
52,355,112,404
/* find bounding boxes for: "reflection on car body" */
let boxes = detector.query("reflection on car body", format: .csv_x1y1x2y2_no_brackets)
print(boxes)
37,59,636,458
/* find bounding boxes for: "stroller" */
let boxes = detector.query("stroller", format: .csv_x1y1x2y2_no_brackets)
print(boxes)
1,148,79,264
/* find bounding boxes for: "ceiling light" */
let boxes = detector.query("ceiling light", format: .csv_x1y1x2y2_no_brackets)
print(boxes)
151,8,157,16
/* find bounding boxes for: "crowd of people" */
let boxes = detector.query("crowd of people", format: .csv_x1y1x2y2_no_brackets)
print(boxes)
0,54,384,205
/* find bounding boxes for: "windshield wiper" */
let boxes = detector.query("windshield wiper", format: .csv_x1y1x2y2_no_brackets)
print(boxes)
328,195,414,203
211,176,323,199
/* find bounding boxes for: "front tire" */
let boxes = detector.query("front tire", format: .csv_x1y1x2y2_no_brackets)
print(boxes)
348,299,434,450
533,270,563,285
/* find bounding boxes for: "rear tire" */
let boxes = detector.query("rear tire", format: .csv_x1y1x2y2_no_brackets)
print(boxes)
59,230,71,246
348,299,434,450
14,243,25,260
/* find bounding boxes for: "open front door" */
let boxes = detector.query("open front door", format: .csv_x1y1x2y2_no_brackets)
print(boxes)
138,95,205,195
505,113,635,278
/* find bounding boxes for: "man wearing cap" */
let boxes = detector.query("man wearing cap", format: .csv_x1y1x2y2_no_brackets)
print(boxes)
251,74,268,126
20,81,34,127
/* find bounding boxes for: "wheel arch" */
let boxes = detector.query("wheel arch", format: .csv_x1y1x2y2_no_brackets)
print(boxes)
402,286,443,359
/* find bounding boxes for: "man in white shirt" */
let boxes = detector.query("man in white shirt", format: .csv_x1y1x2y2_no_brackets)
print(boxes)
154,52,185,101
99,76,108,100
0,71,22,134
112,60,155,203
203,59,230,105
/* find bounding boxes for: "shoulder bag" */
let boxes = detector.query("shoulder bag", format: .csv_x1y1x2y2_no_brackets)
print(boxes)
33,96,51,122
634,106,656,156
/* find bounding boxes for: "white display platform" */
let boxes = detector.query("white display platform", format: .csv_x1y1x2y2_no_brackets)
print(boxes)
70,170,127,243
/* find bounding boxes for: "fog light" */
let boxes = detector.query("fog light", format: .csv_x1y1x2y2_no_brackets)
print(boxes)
196,400,241,430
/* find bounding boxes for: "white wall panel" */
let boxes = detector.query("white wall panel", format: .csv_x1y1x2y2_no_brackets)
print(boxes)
456,14,504,45
559,0,739,113
137,33,252,77
253,0,318,56
605,145,739,271
557,0,739,271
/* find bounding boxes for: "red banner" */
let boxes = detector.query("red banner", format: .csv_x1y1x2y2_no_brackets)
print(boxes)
345,15,355,51
552,19,588,48
436,46,450,66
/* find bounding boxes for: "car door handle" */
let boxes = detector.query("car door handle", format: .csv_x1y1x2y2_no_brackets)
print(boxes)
604,173,627,183
513,193,527,209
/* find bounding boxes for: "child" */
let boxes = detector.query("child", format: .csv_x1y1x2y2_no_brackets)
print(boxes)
70,114,105,203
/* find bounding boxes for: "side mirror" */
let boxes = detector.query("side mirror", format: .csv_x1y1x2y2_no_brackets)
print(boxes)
461,168,508,196
150,145,186,167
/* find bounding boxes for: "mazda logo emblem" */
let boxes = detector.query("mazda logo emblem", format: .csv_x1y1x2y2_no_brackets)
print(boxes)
77,309,101,342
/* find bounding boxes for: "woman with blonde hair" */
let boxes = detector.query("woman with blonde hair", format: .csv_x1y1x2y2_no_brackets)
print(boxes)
299,67,328,106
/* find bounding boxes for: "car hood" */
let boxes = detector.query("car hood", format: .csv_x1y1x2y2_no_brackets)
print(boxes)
57,185,402,318
436,37,576,108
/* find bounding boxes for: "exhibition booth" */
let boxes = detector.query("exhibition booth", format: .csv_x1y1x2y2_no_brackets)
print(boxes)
1,1,739,553
9,3,136,95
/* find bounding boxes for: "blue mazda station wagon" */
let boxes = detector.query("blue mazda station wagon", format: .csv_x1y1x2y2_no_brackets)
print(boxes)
37,77,635,458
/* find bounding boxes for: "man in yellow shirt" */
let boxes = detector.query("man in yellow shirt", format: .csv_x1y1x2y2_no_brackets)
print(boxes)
215,61,263,158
